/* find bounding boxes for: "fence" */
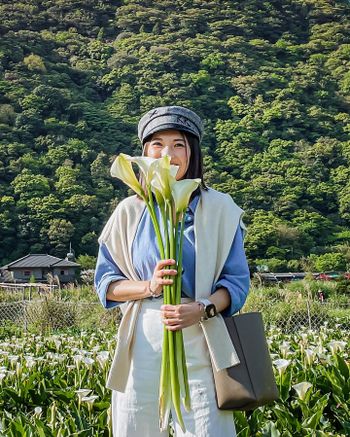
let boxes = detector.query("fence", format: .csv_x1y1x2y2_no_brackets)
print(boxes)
0,295,348,334
0,298,120,334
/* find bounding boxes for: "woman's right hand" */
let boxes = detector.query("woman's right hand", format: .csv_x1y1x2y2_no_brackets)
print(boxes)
149,259,177,296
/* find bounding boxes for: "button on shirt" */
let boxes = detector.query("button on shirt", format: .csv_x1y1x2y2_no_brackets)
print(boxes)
94,193,250,317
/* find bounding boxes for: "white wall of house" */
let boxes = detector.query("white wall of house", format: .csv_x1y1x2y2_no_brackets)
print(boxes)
52,268,76,282
13,268,43,281
2,267,77,283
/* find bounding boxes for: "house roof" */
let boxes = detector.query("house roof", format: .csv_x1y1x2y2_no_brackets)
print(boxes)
1,254,80,269
51,259,80,267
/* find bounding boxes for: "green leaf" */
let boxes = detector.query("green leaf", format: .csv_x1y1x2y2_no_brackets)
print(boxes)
335,354,349,380
3,388,23,405
233,411,250,436
33,418,52,437
302,393,330,429
261,421,281,437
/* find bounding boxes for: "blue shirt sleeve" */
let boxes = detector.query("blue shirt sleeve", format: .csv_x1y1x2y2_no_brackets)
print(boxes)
212,226,250,317
94,242,128,309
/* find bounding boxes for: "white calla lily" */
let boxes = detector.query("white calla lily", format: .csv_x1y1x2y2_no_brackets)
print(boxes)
96,351,109,368
292,381,312,401
304,348,316,366
151,156,178,201
300,333,308,343
129,156,158,186
131,156,168,208
25,357,36,369
172,179,201,213
81,395,98,404
73,354,83,365
76,389,92,400
110,153,144,197
34,406,42,417
279,341,292,358
273,358,291,376
314,345,325,356
328,340,347,355
83,357,94,367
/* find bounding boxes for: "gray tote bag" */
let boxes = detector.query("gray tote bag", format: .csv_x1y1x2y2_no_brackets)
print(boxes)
212,312,279,410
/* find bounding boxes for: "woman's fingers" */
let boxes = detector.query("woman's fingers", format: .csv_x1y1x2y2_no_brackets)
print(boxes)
156,269,177,277
159,278,174,285
165,324,182,331
156,259,176,270
150,260,177,295
160,303,202,330
163,317,181,325
152,260,177,285
161,304,188,313
162,315,182,331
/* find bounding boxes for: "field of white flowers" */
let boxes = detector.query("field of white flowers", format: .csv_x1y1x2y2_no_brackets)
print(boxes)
0,324,348,436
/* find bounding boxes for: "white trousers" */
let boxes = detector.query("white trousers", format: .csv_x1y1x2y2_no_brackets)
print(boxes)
111,298,236,437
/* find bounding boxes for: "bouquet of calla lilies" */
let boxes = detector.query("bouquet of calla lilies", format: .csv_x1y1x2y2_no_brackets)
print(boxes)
111,153,201,432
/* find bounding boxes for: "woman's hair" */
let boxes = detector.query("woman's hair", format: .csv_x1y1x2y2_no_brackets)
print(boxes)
136,129,208,201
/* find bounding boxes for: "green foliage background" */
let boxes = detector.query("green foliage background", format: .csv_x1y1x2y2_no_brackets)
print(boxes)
0,0,349,271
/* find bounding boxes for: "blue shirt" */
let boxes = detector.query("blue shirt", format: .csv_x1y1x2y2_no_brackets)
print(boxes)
94,193,250,316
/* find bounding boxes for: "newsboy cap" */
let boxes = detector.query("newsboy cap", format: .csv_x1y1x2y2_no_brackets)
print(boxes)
138,106,204,144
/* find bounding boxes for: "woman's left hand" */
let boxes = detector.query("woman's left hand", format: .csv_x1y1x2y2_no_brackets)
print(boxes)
160,302,203,331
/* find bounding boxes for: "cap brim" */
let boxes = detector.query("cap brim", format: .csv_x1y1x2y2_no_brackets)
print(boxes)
142,123,199,143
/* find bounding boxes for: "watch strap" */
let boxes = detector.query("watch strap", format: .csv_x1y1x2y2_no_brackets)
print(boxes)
198,298,212,307
197,298,217,321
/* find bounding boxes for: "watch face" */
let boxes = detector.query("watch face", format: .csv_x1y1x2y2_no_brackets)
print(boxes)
206,304,217,318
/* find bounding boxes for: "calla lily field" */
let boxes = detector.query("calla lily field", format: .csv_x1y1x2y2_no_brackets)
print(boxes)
1,154,348,436
0,325,348,435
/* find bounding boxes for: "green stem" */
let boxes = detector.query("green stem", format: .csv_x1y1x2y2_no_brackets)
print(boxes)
176,211,186,305
181,330,191,411
144,187,165,259
163,200,170,305
175,211,191,411
159,327,171,430
168,329,185,431
158,199,172,430
167,199,176,303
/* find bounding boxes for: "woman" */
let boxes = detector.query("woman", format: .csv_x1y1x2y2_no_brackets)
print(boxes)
94,106,250,437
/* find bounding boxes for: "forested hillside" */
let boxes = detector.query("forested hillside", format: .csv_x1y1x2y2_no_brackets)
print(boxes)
1,0,349,272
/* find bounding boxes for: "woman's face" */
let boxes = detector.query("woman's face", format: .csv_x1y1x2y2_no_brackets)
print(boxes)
144,129,191,180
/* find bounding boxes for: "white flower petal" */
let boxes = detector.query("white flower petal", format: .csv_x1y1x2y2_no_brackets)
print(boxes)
110,154,144,197
81,395,98,404
76,389,92,400
172,179,201,213
292,381,312,400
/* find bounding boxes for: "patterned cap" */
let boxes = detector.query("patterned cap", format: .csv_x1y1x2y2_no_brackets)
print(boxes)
138,106,204,143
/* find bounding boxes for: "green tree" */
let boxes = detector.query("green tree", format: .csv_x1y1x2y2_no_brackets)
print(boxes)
46,219,75,258
309,253,347,272
23,53,46,72
11,170,51,200
76,254,97,270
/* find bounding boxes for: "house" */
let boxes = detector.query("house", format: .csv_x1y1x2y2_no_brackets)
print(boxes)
254,272,309,284
0,253,80,284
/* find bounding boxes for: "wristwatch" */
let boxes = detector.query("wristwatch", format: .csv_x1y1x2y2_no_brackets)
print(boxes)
197,298,217,321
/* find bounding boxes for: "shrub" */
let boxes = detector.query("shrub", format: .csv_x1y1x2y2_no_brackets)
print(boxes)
335,279,350,295
26,299,77,333
255,258,288,272
308,252,347,271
